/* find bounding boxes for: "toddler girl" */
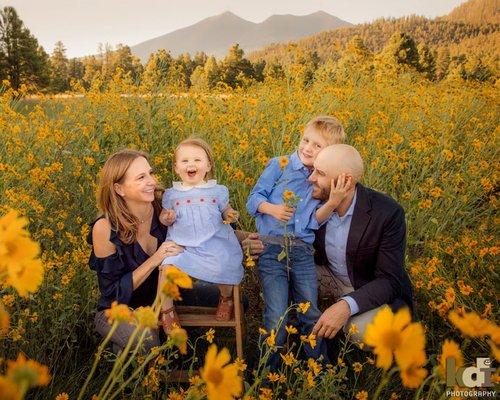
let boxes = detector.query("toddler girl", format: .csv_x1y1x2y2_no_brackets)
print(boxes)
158,138,243,333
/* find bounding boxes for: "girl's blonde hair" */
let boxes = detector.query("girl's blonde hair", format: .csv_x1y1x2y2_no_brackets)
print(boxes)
97,149,162,244
174,137,216,180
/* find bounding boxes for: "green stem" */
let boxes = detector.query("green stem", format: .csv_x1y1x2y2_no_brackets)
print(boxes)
107,342,171,400
414,372,435,400
372,366,397,400
102,327,150,400
98,324,141,399
77,322,118,400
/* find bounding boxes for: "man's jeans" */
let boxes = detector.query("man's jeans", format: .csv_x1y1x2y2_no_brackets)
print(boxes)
258,242,329,369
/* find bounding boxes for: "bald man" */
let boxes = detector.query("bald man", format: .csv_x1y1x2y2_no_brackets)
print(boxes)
309,144,413,343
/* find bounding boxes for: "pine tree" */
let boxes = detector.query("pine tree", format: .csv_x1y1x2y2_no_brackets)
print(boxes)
220,44,254,88
50,41,69,92
417,43,436,80
0,6,50,89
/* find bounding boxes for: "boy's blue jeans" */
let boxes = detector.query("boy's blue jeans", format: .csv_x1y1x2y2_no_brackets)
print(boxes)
257,242,329,370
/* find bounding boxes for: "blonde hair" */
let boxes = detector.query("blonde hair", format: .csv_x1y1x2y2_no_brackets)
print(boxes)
305,116,346,144
97,149,162,244
174,137,215,180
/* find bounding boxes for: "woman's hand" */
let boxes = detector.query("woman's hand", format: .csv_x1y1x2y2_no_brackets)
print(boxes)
151,241,183,266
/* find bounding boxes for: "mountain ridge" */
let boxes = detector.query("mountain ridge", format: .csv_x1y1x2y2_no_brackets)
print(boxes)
130,11,352,62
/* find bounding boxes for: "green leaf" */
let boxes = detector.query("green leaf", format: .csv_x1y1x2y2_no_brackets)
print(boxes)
277,249,286,261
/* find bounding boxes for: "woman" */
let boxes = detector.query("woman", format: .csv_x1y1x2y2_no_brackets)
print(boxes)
88,149,262,353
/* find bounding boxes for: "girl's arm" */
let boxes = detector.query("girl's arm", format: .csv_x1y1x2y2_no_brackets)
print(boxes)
159,208,176,226
222,204,239,224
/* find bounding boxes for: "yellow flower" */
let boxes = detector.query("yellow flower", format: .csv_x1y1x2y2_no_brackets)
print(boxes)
282,190,295,202
349,323,359,335
399,351,428,389
164,265,193,289
0,376,20,400
364,307,426,371
278,156,289,169
234,357,247,372
259,388,273,400
169,326,188,355
201,345,242,400
300,332,317,349
133,306,157,328
307,358,322,375
267,372,280,382
438,339,463,378
2,294,15,307
265,329,276,347
285,325,298,335
0,210,43,297
280,352,296,366
297,302,310,314
104,301,133,324
56,393,69,400
355,391,368,400
353,362,363,373
258,327,267,335
244,248,255,268
448,310,491,338
162,281,182,300
6,353,51,387
205,328,215,343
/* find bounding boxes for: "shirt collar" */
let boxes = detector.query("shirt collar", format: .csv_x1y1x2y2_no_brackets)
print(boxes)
290,151,308,171
345,189,357,217
172,179,217,191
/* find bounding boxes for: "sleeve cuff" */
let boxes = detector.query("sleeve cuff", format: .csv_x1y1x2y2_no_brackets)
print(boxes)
341,296,359,316
246,197,265,216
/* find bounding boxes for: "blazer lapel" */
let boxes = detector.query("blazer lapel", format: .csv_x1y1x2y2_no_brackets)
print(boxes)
346,184,372,284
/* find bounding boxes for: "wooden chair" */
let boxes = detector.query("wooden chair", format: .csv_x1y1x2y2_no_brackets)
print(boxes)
169,285,245,382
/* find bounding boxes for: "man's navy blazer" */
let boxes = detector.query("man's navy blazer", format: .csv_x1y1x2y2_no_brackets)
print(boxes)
313,183,413,315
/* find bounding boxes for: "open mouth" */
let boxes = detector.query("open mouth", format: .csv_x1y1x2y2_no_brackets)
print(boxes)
187,170,197,178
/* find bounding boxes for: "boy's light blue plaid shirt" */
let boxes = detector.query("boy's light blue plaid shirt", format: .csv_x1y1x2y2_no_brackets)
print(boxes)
246,151,320,244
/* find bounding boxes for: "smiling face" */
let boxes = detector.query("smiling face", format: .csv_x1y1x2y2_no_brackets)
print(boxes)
298,127,329,167
114,156,157,204
308,151,334,200
174,144,212,186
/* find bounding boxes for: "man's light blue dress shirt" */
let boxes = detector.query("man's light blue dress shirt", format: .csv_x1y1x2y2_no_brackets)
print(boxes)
325,190,360,315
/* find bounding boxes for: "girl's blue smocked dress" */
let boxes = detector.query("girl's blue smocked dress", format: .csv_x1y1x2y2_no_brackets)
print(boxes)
161,180,243,285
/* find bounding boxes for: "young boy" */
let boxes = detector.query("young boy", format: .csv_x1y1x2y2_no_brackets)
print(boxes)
246,116,349,368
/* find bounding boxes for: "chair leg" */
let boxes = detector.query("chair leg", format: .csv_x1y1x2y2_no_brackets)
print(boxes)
233,285,244,360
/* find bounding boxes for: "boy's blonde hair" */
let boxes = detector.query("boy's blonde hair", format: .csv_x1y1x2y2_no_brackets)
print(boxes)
174,137,215,180
304,116,345,144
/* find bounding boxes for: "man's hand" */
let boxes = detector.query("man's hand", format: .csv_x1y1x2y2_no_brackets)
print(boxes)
159,209,176,226
241,233,264,259
312,299,351,339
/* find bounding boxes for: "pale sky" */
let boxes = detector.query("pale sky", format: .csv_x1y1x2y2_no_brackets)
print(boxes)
2,0,468,58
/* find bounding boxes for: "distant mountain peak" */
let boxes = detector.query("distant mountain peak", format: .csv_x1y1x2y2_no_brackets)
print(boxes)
131,11,351,62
